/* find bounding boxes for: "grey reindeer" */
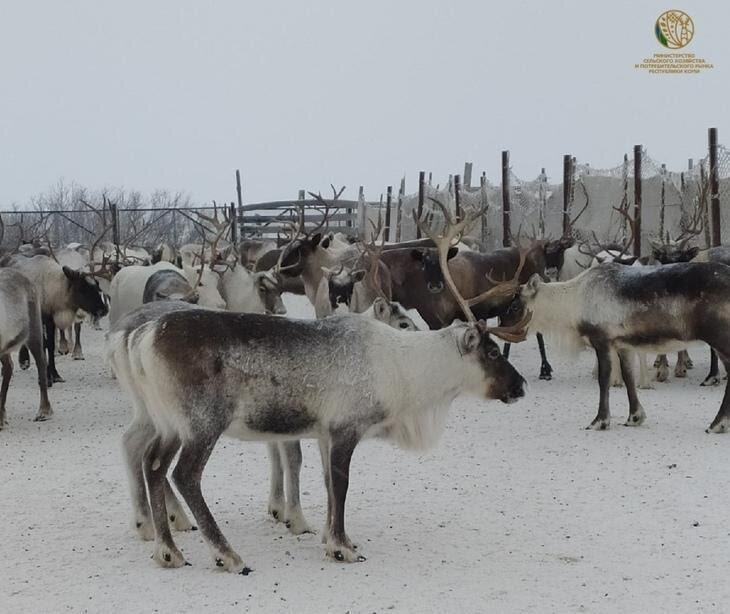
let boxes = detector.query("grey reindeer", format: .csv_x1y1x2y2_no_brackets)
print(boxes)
0,269,52,427
107,206,530,573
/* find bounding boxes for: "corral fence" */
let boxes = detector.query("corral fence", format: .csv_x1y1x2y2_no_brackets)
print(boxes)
381,127,730,254
2,127,729,256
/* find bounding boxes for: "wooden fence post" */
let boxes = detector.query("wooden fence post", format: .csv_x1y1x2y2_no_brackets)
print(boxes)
416,171,425,239
502,151,511,247
395,177,405,242
480,172,488,247
562,154,571,237
229,202,238,245
235,169,243,239
464,162,473,190
659,163,666,240
633,144,642,258
709,127,721,246
384,185,392,241
454,174,462,220
357,186,365,240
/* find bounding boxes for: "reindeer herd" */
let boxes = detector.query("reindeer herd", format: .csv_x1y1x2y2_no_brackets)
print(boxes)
1,188,729,574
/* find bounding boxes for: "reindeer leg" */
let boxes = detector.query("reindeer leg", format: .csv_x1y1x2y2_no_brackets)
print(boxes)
18,345,30,371
707,355,730,433
0,355,12,428
123,416,156,540
609,350,623,386
618,349,646,426
72,321,84,360
143,435,187,568
674,350,689,378
319,437,332,544
701,348,721,386
587,341,612,430
267,442,286,522
58,329,70,355
655,354,669,382
684,350,694,369
44,318,63,383
172,432,250,573
325,428,365,563
537,333,552,380
27,328,51,421
281,440,313,535
164,480,195,533
637,352,653,390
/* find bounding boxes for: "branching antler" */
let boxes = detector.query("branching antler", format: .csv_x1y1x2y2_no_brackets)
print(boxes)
413,197,530,341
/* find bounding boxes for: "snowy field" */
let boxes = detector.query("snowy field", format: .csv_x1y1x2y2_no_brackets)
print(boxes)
2,294,729,613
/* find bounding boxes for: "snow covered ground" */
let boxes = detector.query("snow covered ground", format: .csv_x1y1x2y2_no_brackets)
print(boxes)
2,294,729,613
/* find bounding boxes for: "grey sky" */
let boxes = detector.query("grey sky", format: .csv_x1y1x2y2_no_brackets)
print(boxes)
1,0,726,207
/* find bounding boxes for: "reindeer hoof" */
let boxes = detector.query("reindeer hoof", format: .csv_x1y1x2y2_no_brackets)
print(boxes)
674,367,688,378
33,414,51,422
213,552,248,573
655,366,669,383
284,511,314,535
153,544,186,568
539,372,552,381
268,502,285,523
586,418,610,431
624,409,646,426
19,361,30,371
701,375,721,387
707,417,730,433
686,358,694,369
327,544,364,563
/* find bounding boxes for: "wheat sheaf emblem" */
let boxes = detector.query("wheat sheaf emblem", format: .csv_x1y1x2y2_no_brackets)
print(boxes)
655,10,694,49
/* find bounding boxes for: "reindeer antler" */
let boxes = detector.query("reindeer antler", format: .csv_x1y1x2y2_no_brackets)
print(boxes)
413,198,530,341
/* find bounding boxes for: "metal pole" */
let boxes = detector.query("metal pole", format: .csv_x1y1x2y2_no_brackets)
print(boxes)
454,174,462,220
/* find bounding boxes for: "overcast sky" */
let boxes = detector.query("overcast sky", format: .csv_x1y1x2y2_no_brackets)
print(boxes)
1,0,726,207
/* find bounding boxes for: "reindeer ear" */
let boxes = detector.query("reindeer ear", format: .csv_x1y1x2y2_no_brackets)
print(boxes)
351,269,366,283
447,247,458,260
522,273,542,298
155,291,170,301
459,326,481,354
311,233,323,248
321,236,331,249
62,266,79,281
372,297,389,320
687,246,700,260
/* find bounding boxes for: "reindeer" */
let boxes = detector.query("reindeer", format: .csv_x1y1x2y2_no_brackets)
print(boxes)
107,201,529,571
4,254,108,383
0,268,52,427
511,259,730,432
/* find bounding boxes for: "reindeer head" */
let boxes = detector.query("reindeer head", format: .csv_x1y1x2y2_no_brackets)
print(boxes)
411,246,458,294
649,233,700,264
275,186,343,278
253,271,287,315
369,297,418,330
62,266,108,318
543,236,575,272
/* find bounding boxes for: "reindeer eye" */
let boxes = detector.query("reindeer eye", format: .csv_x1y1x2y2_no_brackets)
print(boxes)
488,347,501,360
399,322,409,329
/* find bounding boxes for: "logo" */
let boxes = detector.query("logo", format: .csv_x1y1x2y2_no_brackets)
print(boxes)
655,10,694,49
